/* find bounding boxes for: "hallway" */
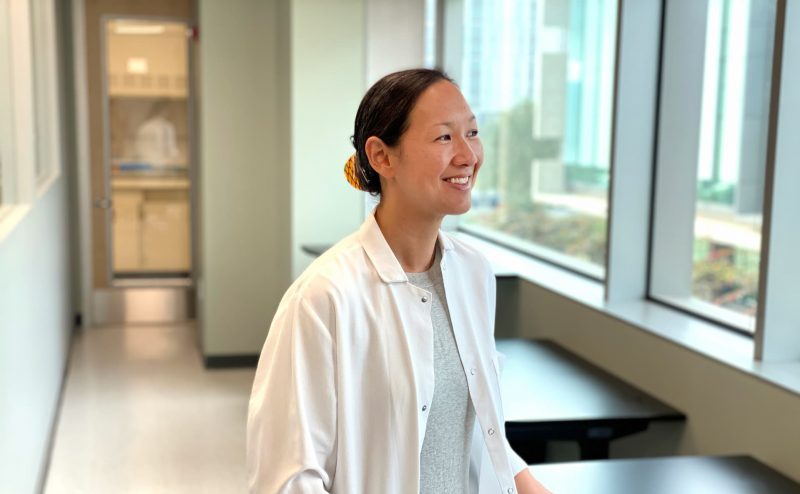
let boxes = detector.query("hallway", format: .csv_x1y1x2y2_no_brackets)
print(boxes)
44,324,254,493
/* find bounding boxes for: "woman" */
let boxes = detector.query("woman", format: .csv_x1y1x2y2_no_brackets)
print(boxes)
248,69,552,494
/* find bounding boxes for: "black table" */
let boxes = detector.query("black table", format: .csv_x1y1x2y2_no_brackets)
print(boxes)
498,339,685,462
528,455,800,493
300,243,518,281
301,244,332,257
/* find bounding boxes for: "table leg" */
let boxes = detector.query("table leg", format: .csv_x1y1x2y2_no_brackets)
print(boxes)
509,440,548,464
578,440,610,460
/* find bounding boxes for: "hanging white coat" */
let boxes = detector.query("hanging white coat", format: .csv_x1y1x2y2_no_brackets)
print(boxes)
247,211,528,493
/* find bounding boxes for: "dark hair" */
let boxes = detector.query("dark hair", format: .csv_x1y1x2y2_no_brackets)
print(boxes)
351,68,455,195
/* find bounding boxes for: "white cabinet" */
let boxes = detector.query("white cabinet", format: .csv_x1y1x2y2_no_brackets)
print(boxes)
112,190,144,271
112,177,191,274
141,190,190,270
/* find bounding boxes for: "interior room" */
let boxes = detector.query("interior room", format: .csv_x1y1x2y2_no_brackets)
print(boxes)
1,0,799,492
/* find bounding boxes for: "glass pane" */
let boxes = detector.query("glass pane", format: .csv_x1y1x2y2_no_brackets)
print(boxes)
691,0,775,323
105,19,192,280
443,0,617,279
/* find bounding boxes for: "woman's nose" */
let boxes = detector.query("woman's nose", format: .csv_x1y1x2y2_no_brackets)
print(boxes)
454,136,478,166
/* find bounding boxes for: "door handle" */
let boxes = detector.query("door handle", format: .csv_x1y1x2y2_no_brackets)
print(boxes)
94,198,113,209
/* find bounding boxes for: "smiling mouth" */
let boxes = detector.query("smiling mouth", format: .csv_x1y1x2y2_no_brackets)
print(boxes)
444,176,470,185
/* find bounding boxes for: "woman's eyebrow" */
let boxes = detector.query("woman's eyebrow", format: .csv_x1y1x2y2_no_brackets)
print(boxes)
432,115,477,127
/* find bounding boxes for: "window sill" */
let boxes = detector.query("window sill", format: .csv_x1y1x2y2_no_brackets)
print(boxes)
455,231,800,398
36,169,60,198
0,204,32,244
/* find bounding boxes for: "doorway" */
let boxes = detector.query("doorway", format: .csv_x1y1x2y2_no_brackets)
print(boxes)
80,0,196,325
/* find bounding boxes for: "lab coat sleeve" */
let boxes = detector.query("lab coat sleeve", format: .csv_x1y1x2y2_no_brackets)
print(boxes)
247,294,337,493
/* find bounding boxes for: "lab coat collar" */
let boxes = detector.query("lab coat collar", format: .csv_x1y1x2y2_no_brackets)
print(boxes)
358,209,455,284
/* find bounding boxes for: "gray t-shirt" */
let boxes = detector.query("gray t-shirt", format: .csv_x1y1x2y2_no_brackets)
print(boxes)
406,248,476,493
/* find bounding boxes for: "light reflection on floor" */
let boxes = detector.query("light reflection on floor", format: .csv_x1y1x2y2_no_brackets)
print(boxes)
44,323,254,494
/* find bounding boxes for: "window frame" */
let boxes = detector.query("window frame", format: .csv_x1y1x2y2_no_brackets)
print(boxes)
0,0,62,240
649,0,782,336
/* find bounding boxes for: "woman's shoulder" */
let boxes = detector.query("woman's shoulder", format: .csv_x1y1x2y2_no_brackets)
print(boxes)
286,233,371,306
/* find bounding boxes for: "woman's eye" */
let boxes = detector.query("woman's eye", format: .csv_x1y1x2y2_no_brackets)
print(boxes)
467,129,479,138
436,134,452,142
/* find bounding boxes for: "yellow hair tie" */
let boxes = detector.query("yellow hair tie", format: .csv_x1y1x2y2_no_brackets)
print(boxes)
344,153,367,191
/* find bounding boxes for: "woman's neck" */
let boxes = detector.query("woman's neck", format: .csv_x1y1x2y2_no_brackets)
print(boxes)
374,202,442,273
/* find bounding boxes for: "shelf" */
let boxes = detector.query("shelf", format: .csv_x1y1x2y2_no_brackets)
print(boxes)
111,176,190,190
108,94,188,100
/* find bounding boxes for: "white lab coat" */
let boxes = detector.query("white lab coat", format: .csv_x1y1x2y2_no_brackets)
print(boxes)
247,211,528,493
134,115,179,166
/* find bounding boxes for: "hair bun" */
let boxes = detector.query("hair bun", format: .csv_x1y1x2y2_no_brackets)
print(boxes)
344,153,367,191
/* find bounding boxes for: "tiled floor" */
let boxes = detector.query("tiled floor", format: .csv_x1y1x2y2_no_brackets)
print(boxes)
44,323,255,494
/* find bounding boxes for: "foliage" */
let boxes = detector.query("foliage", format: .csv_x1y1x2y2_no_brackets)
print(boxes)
692,239,759,315
468,203,607,266
469,207,760,317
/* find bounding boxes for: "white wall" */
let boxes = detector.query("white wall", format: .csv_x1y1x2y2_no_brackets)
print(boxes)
199,0,436,355
513,279,800,482
365,0,426,84
197,0,421,356
198,0,292,356
0,1,75,490
0,181,73,493
198,0,372,357
290,0,366,278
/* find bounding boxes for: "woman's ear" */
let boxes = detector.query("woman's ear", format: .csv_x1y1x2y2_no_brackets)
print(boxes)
365,136,396,180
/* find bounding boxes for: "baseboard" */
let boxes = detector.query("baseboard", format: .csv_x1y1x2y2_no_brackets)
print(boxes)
204,354,260,369
37,325,77,493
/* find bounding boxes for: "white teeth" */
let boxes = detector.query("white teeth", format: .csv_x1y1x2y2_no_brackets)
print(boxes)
446,176,470,185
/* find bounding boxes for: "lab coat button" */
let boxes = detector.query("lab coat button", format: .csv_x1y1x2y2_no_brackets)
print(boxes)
469,368,476,375
422,404,428,412
507,488,515,494
488,428,495,436
421,296,428,303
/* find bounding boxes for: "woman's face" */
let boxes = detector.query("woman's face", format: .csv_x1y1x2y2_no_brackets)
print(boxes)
384,80,483,220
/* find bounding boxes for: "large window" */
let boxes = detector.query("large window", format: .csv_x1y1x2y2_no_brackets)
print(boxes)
437,0,798,352
651,0,776,332
442,0,618,279
0,0,62,224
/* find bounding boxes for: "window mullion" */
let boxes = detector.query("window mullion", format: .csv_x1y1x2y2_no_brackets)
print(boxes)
650,0,709,303
604,0,662,303
755,0,800,362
